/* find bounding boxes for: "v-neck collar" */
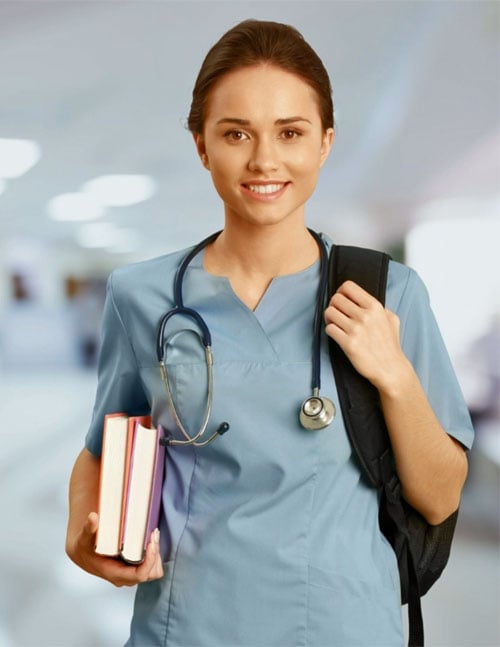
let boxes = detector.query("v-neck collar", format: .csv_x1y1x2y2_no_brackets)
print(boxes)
178,246,323,363
191,249,320,318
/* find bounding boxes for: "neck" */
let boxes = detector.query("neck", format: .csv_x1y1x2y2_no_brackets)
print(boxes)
205,221,320,279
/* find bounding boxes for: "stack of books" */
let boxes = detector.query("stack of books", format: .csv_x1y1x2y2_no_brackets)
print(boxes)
95,413,165,564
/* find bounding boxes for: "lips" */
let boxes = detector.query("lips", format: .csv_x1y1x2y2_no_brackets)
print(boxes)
241,182,289,199
246,183,285,194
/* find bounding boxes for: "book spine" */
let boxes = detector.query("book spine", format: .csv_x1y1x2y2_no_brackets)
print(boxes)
143,426,166,553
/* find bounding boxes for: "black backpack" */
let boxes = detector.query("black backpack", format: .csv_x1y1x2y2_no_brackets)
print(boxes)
328,244,459,647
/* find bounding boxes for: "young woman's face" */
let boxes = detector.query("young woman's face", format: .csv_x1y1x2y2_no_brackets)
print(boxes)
194,64,334,229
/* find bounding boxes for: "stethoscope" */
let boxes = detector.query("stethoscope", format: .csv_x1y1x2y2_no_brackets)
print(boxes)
156,229,336,447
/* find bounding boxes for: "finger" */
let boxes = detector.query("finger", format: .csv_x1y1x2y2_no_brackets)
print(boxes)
146,551,164,581
147,529,164,580
86,512,99,534
327,292,360,320
336,280,376,307
136,529,164,582
141,529,159,572
105,553,157,588
81,512,99,549
325,320,349,346
324,305,352,334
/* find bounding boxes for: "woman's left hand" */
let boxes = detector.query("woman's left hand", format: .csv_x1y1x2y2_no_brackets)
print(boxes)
324,280,409,391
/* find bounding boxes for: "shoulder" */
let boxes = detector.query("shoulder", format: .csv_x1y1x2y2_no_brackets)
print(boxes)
107,247,190,307
321,233,428,314
386,259,430,315
109,247,188,291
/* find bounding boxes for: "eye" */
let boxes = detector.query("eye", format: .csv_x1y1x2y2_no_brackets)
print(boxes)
280,128,302,140
224,129,249,142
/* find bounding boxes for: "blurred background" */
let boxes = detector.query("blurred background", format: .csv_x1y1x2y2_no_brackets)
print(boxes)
0,1,498,645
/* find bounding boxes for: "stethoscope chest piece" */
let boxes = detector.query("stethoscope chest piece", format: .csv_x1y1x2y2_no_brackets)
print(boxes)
300,394,336,430
158,229,336,445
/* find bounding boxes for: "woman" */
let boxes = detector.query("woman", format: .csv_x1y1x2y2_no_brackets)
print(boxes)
66,19,473,646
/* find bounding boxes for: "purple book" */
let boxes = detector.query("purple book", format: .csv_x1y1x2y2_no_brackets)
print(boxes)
143,425,166,551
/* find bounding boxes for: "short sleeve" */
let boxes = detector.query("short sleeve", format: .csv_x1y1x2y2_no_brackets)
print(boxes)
388,262,474,449
85,272,150,457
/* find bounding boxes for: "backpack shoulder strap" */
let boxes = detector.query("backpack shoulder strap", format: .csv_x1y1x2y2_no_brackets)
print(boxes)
328,244,390,304
327,244,393,487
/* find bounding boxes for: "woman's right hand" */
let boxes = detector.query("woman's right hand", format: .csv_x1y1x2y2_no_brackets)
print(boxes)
66,448,164,587
66,511,164,587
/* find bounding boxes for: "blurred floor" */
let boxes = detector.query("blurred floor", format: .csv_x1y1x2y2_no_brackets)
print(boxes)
0,368,498,647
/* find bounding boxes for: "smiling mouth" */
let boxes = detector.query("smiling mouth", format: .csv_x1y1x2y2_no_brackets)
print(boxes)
244,183,286,194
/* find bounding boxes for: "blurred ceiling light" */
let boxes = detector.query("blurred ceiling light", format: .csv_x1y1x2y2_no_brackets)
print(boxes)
0,138,41,178
47,192,105,221
82,174,156,207
77,222,119,248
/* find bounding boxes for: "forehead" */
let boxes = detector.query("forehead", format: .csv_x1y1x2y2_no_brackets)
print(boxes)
205,64,321,122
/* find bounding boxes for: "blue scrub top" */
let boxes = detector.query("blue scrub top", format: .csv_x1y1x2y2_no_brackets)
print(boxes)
86,237,473,647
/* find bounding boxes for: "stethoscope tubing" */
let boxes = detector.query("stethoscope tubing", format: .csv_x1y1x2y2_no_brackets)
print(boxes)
159,330,214,446
156,231,221,361
309,229,329,394
156,229,332,445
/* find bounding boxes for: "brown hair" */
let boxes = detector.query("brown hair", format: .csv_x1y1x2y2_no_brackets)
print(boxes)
187,19,334,134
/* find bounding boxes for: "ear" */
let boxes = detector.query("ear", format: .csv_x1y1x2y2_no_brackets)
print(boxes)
319,128,334,167
193,133,210,169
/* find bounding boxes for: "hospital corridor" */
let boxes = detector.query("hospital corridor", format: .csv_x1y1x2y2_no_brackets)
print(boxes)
0,1,499,645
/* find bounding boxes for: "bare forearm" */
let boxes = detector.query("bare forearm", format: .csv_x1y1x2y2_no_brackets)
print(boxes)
378,360,468,525
66,447,100,553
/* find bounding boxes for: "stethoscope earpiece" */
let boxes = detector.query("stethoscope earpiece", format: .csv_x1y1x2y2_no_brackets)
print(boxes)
300,394,336,431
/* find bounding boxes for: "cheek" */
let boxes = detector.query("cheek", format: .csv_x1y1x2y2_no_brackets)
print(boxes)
206,161,239,201
291,156,323,185
288,142,325,173
208,148,242,175
209,159,235,187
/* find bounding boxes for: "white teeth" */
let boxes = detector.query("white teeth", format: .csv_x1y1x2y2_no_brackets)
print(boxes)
247,183,284,194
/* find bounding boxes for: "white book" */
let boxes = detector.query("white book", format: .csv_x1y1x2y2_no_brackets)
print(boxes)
95,413,130,556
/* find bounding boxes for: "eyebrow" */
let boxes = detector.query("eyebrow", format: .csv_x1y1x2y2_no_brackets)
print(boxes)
215,116,312,126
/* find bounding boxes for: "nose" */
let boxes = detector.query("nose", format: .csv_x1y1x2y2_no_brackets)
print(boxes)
247,137,279,174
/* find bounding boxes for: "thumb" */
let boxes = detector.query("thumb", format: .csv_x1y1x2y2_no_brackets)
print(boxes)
84,512,99,540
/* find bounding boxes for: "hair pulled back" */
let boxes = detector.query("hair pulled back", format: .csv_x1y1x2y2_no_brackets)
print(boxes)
187,19,334,134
